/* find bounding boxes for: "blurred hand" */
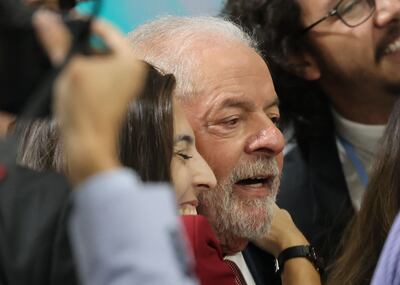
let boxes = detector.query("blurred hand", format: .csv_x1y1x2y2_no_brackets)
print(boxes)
33,10,147,184
252,204,309,258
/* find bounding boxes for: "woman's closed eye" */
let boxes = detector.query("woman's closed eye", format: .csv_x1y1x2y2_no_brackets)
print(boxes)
175,151,193,160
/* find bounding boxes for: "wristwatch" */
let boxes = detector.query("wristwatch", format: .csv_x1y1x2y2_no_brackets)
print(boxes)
275,245,324,275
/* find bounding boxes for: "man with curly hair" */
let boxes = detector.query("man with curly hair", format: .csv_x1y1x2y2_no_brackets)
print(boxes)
223,0,400,277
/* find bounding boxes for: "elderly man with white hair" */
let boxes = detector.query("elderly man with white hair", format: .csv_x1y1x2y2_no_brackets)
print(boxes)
128,16,322,285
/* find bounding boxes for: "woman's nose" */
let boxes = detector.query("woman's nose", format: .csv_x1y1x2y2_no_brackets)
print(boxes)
191,151,217,193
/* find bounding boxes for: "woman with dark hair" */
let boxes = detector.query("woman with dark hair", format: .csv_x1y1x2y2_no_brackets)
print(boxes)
17,65,216,215
16,65,174,182
328,98,400,285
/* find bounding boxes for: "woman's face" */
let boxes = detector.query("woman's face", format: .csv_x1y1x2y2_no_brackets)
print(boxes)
171,100,217,215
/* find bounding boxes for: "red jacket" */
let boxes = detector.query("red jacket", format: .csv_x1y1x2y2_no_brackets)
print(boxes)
181,215,236,285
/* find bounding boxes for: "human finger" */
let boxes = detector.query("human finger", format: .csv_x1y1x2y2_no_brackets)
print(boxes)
90,19,131,55
32,9,72,65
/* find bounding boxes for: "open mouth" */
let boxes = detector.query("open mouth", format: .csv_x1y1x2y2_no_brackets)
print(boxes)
179,201,198,215
377,28,400,61
235,175,273,188
375,25,400,63
384,36,400,55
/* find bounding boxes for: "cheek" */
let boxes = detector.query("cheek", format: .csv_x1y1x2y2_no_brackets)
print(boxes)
313,28,373,67
194,134,243,182
171,159,191,203
276,153,284,173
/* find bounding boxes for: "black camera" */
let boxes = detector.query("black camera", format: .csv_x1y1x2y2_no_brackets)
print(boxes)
0,0,90,117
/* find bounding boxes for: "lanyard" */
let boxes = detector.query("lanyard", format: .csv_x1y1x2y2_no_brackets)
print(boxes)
338,136,369,188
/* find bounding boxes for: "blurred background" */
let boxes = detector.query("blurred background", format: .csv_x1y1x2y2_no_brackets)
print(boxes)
78,0,224,33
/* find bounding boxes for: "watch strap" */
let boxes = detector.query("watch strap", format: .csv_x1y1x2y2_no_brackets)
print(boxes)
275,245,324,274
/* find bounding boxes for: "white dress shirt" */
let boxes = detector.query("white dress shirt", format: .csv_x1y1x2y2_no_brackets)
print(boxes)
332,109,385,211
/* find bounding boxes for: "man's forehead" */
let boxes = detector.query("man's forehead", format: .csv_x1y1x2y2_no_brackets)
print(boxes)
195,47,272,85
215,95,279,110
188,90,279,121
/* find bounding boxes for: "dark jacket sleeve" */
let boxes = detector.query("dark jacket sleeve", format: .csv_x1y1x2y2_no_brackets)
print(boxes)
0,166,78,285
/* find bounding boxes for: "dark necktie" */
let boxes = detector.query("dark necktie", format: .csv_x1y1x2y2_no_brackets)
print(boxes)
224,259,248,285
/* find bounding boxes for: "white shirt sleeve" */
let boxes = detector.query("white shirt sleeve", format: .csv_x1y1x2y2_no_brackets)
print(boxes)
69,168,198,285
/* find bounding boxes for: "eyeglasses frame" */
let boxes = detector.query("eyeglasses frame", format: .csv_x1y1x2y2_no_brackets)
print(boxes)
302,0,376,33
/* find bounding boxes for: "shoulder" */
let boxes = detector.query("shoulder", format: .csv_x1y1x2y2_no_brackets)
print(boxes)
0,166,77,285
0,165,70,218
0,165,70,199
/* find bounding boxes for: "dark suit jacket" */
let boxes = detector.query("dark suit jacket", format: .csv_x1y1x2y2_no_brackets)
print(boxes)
243,244,280,285
243,131,355,284
0,165,78,285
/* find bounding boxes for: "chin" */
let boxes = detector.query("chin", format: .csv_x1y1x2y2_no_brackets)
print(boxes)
220,237,249,255
199,191,275,241
200,197,273,241
198,157,279,248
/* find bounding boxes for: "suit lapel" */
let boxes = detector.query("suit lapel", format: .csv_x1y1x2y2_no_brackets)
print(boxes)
307,132,355,265
243,243,281,285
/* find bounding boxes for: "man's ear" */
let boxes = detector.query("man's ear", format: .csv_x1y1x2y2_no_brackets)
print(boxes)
289,52,321,81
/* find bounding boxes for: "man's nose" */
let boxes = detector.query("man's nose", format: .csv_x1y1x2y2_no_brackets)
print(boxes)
192,152,217,193
244,124,285,157
374,0,400,27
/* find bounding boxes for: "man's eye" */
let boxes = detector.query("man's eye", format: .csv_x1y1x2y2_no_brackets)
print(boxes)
221,117,239,127
271,116,280,127
338,0,361,15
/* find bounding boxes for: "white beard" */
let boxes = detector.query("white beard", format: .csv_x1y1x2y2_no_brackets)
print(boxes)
198,158,280,240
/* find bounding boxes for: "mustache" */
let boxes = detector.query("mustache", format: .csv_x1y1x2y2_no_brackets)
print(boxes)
376,22,400,63
197,158,280,209
226,158,280,187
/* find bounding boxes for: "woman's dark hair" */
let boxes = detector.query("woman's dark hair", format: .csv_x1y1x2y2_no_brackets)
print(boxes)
327,98,400,285
223,0,332,138
15,64,175,183
119,65,174,182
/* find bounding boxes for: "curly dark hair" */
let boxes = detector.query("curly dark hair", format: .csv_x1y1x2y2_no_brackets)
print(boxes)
223,0,304,71
222,0,333,142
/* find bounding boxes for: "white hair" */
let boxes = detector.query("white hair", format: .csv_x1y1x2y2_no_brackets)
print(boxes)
127,16,259,99
198,157,280,241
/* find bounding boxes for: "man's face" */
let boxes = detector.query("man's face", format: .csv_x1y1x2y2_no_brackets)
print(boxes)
299,0,400,96
181,42,284,253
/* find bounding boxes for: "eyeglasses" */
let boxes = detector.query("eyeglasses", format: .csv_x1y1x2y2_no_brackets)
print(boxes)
302,0,376,33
